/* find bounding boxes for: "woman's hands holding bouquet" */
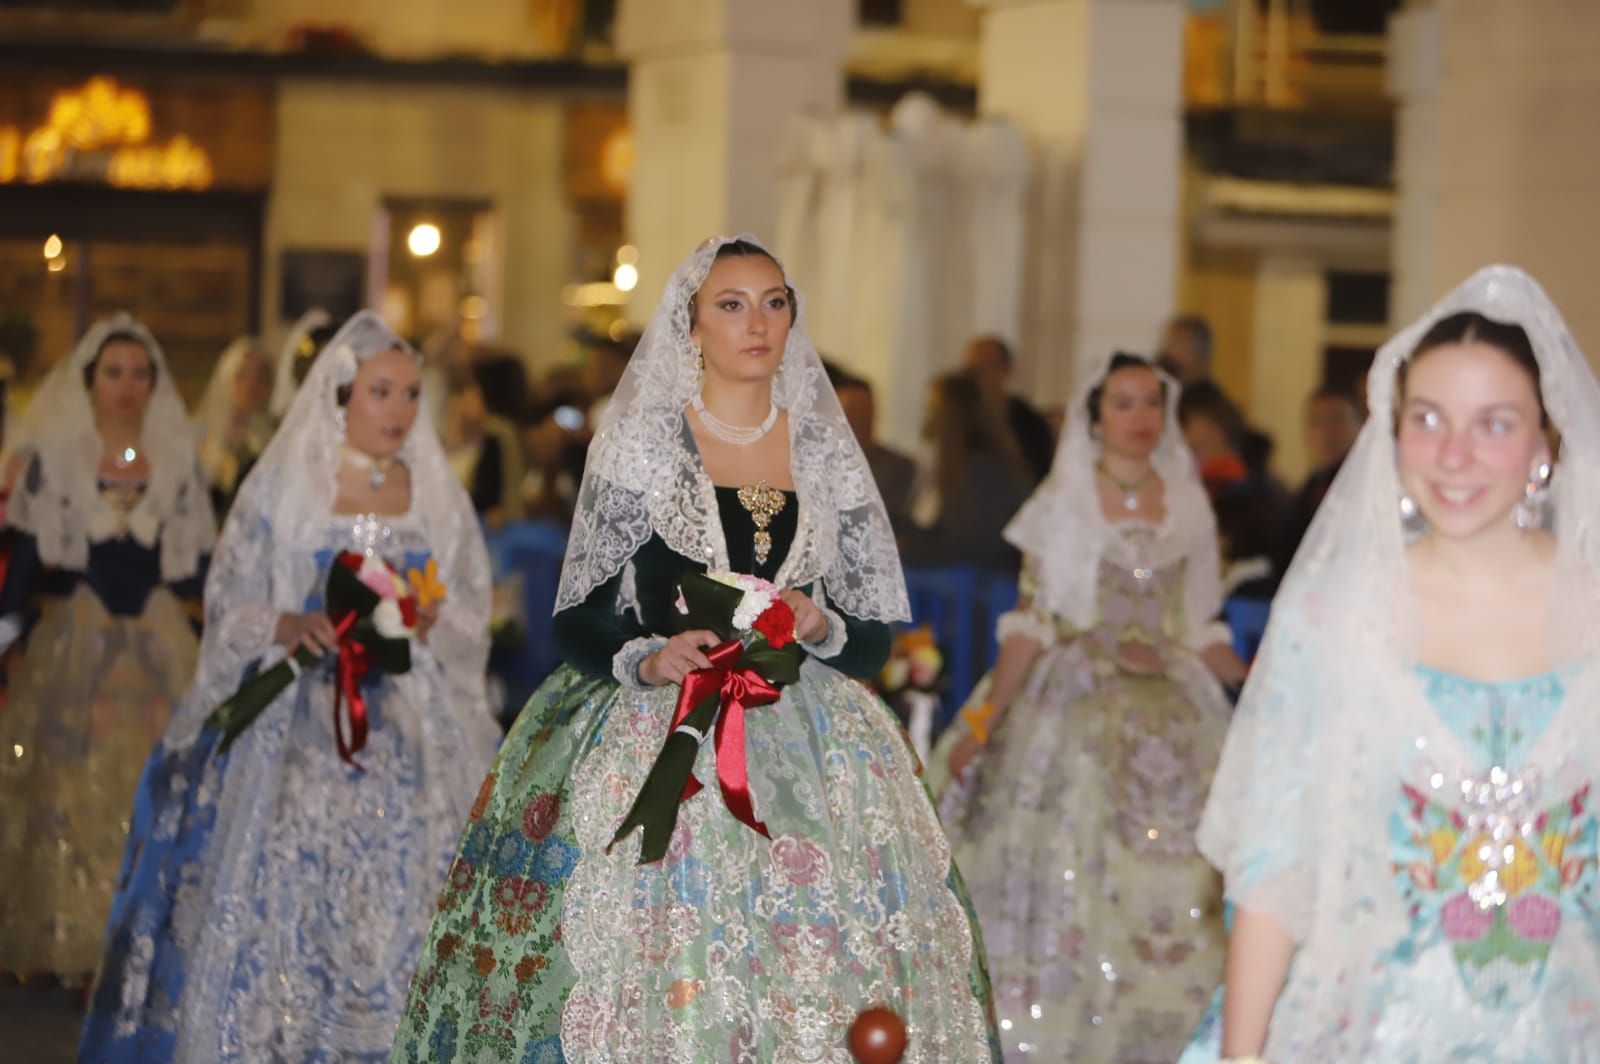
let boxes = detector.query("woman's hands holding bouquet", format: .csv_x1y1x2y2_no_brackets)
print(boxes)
640,584,822,687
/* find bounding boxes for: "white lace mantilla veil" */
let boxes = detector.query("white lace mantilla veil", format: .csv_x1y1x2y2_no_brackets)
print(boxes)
5,312,214,582
1003,352,1223,635
1197,265,1600,1052
270,307,331,418
556,233,910,623
162,309,493,750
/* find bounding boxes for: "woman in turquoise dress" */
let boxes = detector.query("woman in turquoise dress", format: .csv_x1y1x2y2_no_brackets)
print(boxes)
1187,266,1600,1061
391,235,999,1062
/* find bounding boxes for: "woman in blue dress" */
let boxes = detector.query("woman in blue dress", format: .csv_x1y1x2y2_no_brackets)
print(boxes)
80,311,500,1061
0,314,214,981
1188,266,1600,1061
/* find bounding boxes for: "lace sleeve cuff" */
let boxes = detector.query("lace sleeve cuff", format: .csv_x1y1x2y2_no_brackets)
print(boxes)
996,608,1055,647
1185,619,1233,652
612,635,668,689
800,603,849,660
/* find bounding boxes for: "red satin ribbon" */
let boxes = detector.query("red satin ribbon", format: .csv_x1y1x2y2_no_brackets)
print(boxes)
670,638,782,837
329,610,369,768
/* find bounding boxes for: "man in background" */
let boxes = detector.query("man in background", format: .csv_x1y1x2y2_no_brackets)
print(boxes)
825,363,916,535
1277,384,1365,569
962,335,1054,483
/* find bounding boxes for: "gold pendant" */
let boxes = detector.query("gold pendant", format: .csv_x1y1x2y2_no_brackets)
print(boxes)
736,481,787,567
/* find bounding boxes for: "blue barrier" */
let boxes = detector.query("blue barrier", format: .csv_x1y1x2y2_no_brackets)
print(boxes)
901,565,1019,736
1223,596,1271,663
484,521,569,717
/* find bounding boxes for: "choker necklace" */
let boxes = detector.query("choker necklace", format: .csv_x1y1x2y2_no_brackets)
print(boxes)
736,481,787,566
1097,462,1156,512
692,394,778,447
342,445,396,490
109,445,139,470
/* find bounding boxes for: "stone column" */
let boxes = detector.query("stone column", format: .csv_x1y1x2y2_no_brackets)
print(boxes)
1389,0,1600,354
616,0,853,319
1386,3,1442,327
974,0,1186,405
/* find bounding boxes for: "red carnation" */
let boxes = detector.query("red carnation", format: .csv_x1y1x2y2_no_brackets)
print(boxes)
752,600,796,649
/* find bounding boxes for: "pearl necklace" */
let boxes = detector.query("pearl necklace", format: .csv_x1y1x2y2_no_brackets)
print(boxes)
341,444,397,490
691,394,778,447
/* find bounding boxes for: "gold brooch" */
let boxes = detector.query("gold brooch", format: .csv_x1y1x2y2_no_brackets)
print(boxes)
736,481,787,566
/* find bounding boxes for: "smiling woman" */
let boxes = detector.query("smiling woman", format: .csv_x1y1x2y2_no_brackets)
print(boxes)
1186,267,1600,1061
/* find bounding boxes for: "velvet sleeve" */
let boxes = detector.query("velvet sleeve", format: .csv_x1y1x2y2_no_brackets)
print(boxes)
552,566,650,679
804,589,891,679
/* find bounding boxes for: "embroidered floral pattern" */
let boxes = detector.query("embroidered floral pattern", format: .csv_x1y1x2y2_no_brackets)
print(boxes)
1390,670,1600,1009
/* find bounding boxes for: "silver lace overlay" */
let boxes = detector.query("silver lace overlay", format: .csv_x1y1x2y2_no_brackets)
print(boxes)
559,663,993,1061
144,312,498,1059
556,234,909,624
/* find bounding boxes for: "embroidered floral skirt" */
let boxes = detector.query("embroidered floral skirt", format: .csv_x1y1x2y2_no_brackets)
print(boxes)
939,641,1230,1063
0,586,196,977
390,663,1000,1063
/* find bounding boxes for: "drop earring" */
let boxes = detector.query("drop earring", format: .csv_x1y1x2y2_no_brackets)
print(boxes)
1514,459,1553,531
1399,490,1427,539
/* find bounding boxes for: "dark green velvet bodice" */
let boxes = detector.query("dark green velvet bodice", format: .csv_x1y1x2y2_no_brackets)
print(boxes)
553,485,891,680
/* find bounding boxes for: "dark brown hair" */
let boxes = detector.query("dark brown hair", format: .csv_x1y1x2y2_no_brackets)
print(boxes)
688,239,797,326
1401,310,1546,426
83,329,157,390
1087,352,1166,425
928,369,1028,508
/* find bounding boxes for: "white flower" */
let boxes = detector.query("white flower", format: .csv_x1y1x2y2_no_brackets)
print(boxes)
372,598,411,639
731,587,775,632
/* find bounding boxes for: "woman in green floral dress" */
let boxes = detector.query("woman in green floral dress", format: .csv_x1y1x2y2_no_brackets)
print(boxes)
390,235,999,1063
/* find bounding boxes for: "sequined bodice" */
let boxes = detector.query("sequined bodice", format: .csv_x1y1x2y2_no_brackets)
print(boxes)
1390,667,1598,1009
1093,523,1185,644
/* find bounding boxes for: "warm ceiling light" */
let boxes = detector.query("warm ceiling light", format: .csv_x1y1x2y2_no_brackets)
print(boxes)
407,222,442,257
616,244,638,266
613,262,638,292
43,234,63,260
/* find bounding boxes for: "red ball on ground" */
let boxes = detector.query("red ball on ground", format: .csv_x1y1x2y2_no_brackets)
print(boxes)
847,1005,908,1063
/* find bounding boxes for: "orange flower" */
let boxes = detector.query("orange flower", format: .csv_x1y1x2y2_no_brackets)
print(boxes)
474,944,497,977
470,772,496,822
407,557,448,610
901,626,937,654
667,978,702,1010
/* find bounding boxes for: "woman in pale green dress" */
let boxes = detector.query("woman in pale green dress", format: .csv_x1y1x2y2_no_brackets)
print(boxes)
391,236,999,1063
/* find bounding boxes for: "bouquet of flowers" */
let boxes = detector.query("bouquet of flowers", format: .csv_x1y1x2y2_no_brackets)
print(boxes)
875,626,945,761
205,551,443,766
609,570,803,864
